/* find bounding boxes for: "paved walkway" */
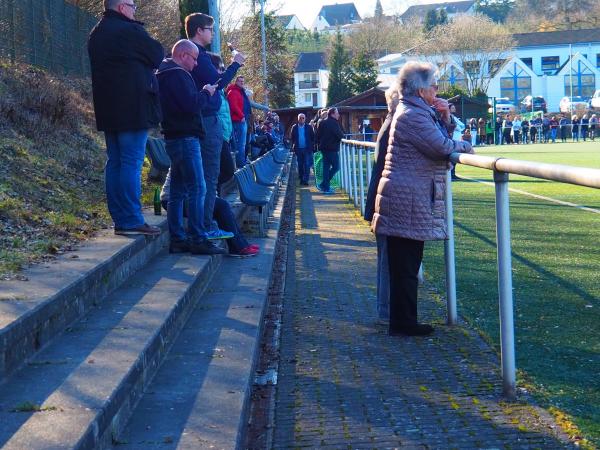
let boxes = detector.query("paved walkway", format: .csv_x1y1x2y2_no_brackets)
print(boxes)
272,184,571,449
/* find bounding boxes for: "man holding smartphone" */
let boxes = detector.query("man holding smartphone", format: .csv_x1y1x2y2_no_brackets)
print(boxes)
185,13,246,240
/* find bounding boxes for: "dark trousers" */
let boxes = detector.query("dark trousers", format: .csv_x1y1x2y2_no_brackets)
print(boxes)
387,236,424,330
320,151,339,191
295,148,312,183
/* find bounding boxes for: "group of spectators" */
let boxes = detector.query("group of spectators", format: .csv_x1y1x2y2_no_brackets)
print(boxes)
496,114,599,144
290,107,344,193
88,0,260,257
451,113,599,147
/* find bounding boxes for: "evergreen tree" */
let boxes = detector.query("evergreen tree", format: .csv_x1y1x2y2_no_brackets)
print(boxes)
374,0,384,20
423,9,439,33
438,8,448,26
179,0,208,38
474,0,514,23
348,52,379,95
327,30,352,106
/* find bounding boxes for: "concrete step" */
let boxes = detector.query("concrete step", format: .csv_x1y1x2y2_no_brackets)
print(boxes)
0,250,220,449
0,213,168,382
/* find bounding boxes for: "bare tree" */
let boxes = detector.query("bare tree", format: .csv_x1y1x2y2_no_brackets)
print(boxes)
419,14,515,95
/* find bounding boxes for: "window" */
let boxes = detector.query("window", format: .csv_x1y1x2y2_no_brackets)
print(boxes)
463,61,480,77
521,57,533,70
312,93,318,106
489,59,505,76
390,67,399,74
439,65,466,91
565,73,596,97
596,54,600,68
304,93,312,103
541,56,560,73
500,62,531,103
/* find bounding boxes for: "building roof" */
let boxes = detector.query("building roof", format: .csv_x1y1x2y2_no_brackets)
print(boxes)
295,52,327,72
513,28,600,47
275,15,295,28
333,87,386,107
317,3,361,27
399,0,474,20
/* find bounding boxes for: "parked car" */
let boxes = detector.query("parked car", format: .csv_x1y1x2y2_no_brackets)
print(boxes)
560,96,589,113
520,95,547,113
490,97,515,114
589,90,600,111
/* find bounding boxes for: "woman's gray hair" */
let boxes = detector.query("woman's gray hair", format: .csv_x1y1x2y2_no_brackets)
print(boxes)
385,83,400,112
396,61,438,97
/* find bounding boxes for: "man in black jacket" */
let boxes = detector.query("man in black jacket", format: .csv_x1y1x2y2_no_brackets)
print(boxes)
88,0,164,235
290,113,315,186
156,40,225,256
316,107,344,194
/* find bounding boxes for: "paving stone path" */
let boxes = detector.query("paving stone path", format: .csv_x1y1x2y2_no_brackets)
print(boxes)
271,184,572,449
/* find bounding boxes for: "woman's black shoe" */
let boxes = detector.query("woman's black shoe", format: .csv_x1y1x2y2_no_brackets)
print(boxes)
389,324,434,336
169,239,190,254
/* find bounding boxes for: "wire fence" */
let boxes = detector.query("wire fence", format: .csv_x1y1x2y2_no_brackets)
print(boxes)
0,0,97,77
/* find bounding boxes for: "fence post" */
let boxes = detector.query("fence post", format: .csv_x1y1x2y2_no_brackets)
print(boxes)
358,147,365,215
351,145,358,207
444,170,457,325
339,144,345,191
366,149,372,187
494,170,516,400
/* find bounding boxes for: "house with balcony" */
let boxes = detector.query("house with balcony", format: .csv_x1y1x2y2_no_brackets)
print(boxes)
375,28,600,112
294,52,329,108
310,3,362,32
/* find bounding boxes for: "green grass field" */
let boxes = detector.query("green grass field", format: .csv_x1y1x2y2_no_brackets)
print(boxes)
423,141,600,446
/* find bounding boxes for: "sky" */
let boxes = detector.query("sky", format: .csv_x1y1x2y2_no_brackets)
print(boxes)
267,0,447,29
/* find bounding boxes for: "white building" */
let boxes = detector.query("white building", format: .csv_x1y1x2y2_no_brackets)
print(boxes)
293,52,329,108
376,28,600,111
275,15,306,31
398,0,476,24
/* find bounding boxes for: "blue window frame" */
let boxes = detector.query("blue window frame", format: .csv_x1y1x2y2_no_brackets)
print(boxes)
439,65,466,91
500,62,531,104
541,56,560,74
564,60,596,97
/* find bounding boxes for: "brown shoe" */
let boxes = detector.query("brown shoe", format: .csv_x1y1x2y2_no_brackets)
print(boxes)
115,223,161,236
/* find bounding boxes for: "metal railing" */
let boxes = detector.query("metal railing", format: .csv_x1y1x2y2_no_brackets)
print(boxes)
339,138,600,399
298,80,319,89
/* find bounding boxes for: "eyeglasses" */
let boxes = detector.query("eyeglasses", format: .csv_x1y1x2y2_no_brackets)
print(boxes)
202,27,214,33
430,84,439,91
122,2,136,11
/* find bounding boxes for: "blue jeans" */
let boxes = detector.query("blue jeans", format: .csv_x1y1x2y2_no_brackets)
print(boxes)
200,116,224,232
296,148,312,183
376,233,390,321
320,151,339,191
551,128,557,142
213,197,249,253
165,137,207,243
104,130,148,229
232,121,248,167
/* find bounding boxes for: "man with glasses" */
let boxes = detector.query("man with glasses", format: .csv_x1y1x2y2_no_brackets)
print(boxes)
156,39,226,255
184,13,246,240
88,0,164,235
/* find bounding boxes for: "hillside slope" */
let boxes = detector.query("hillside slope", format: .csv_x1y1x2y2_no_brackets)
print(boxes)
0,61,111,279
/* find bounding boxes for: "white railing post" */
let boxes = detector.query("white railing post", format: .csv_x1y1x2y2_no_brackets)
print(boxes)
444,170,457,326
366,149,372,187
351,145,358,207
340,144,346,191
358,147,365,215
347,144,353,201
494,170,516,400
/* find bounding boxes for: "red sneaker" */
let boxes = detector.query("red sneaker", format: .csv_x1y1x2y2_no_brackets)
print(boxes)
229,245,259,257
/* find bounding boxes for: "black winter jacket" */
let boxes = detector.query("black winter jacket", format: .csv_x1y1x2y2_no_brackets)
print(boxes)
156,59,210,140
88,10,164,132
316,117,344,152
364,113,393,222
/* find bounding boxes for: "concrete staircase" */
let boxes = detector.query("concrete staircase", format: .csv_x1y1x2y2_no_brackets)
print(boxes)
0,162,292,449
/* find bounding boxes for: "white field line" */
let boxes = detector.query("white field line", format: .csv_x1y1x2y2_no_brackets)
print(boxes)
460,176,600,215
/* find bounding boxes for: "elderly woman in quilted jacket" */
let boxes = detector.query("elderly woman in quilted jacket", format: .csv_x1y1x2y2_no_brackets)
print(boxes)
371,61,473,337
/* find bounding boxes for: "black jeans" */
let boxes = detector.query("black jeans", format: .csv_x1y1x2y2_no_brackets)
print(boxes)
387,236,424,330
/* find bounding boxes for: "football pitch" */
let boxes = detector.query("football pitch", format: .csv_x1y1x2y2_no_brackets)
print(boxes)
422,141,600,445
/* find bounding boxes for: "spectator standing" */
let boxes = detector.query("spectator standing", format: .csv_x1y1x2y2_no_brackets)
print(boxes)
364,86,399,324
512,115,522,144
155,40,225,255
495,116,503,145
502,115,513,145
290,113,315,186
572,114,580,141
542,115,550,143
530,116,541,143
469,118,477,146
371,61,473,337
88,0,163,236
590,114,598,140
550,116,559,143
185,13,245,239
477,118,486,146
521,118,529,144
486,119,494,145
226,76,252,167
316,107,344,194
559,115,569,142
581,114,589,141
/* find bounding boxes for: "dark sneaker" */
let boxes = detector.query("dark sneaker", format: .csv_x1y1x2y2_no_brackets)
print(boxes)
228,245,259,258
190,239,226,255
169,239,189,254
389,324,434,337
115,223,161,236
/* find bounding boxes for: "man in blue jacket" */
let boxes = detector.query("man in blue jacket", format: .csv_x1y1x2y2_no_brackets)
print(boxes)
88,0,164,236
156,39,225,255
290,114,315,186
185,13,246,239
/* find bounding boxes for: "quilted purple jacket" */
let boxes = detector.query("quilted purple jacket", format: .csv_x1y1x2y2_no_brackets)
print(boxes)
372,95,473,241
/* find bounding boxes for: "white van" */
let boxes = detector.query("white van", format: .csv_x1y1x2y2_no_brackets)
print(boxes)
590,90,600,111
